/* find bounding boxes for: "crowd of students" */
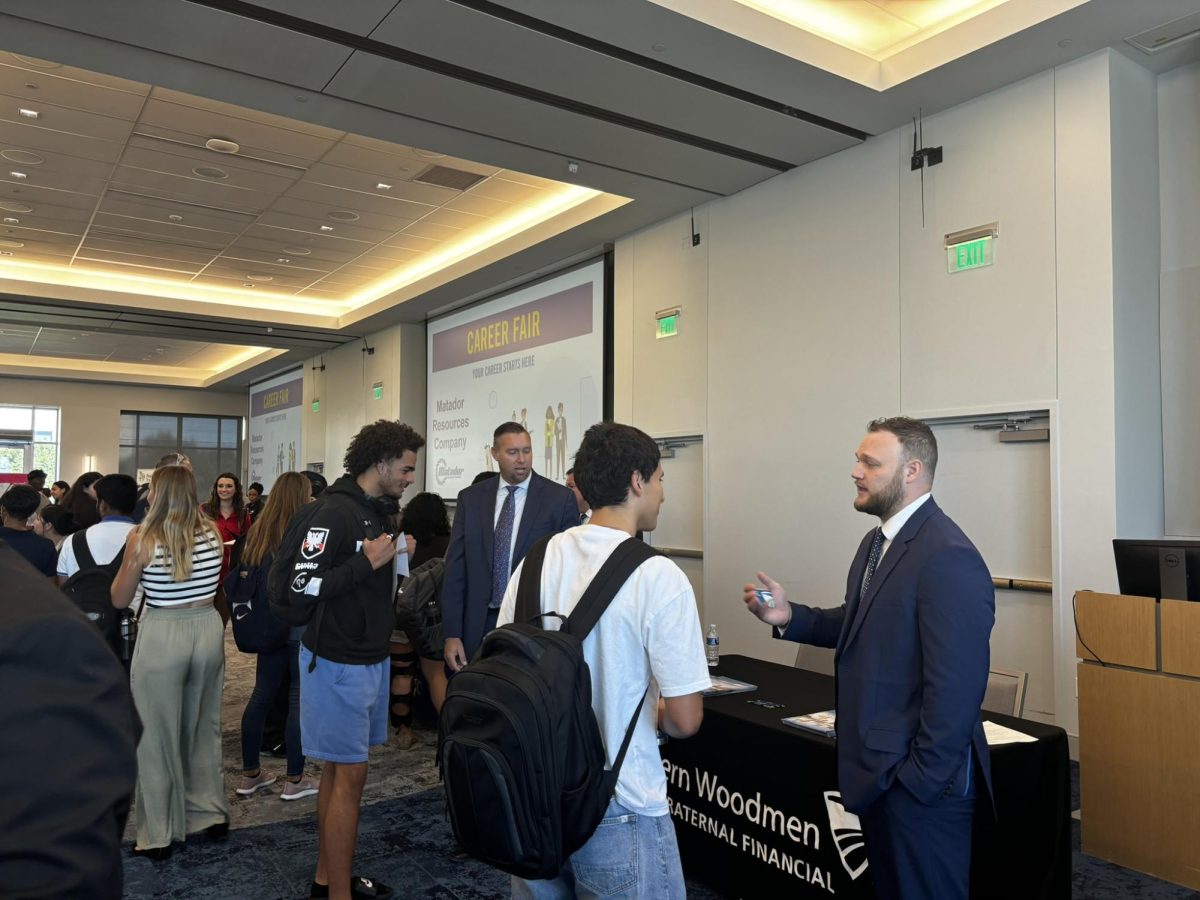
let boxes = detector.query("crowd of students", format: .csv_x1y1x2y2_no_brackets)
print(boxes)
1,416,714,900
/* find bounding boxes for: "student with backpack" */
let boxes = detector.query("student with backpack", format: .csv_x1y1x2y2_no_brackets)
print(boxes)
463,421,710,898
229,471,319,801
57,475,140,661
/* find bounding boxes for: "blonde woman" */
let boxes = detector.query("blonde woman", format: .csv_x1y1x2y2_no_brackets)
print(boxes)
112,465,227,859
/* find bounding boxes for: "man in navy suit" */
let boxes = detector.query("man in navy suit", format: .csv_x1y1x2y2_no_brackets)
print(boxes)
442,421,579,671
745,417,994,900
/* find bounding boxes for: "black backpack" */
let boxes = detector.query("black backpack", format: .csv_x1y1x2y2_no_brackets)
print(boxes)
61,530,126,649
226,542,289,654
438,535,658,879
393,557,445,659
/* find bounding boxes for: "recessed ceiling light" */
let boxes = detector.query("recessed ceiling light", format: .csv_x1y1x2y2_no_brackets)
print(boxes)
154,347,165,352
9,171,27,180
376,182,393,191
318,224,334,232
243,282,256,288
276,257,291,264
2,217,18,224
413,149,447,159
1,150,44,165
0,202,33,213
651,42,667,52
247,273,273,282
327,210,359,222
17,108,39,119
205,138,240,154
0,240,24,248
23,82,38,90
191,165,228,180
1058,38,1073,48
168,214,183,221
282,246,310,256
0,250,12,257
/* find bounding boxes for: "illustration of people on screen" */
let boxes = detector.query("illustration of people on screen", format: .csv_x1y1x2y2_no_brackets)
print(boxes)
484,444,494,472
520,407,528,431
555,402,568,479
276,443,285,475
288,440,295,471
543,406,555,473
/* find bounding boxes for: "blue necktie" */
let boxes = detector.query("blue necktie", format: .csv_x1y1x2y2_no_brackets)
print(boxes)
491,485,519,608
860,527,885,599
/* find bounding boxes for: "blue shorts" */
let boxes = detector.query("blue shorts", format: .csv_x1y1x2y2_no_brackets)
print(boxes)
298,645,389,764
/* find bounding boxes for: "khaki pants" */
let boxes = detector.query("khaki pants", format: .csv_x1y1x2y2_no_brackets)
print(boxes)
130,604,228,849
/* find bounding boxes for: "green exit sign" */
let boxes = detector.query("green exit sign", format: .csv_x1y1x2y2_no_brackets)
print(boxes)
312,399,320,412
656,314,679,340
947,236,993,273
372,382,383,400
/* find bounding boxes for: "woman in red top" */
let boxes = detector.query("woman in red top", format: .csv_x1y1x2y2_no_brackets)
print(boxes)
201,472,250,625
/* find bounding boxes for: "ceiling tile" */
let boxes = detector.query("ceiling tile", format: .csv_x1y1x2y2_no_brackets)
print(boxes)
270,194,420,233
285,176,440,217
252,210,383,244
402,220,461,242
0,65,149,120
138,95,339,164
0,92,139,142
469,177,549,203
91,213,235,248
0,121,124,164
75,248,205,274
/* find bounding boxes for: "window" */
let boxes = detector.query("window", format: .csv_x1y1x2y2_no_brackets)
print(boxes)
119,412,243,496
0,405,60,480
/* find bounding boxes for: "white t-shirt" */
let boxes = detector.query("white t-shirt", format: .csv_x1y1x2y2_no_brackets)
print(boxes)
498,525,711,817
57,519,136,579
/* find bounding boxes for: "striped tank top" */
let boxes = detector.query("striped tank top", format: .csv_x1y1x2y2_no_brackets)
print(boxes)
141,529,223,607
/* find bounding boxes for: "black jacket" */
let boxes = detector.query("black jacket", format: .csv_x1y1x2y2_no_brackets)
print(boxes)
0,540,140,898
293,475,395,665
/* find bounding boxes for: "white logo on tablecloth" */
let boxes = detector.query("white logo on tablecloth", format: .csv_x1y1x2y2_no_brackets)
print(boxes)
824,791,868,880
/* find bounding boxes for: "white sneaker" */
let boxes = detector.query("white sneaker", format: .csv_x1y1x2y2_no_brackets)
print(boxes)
281,777,320,801
236,770,278,796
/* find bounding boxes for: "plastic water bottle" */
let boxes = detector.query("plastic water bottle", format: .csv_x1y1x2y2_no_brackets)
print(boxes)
706,624,720,668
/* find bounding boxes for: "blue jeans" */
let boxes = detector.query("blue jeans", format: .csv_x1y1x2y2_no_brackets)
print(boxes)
511,799,686,900
240,639,304,777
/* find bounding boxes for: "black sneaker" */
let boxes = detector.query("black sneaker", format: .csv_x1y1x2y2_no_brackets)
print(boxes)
309,876,392,899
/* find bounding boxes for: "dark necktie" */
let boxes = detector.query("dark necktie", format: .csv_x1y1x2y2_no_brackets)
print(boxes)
491,485,519,608
860,527,885,599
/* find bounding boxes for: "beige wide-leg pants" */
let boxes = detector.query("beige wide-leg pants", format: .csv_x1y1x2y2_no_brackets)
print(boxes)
130,604,228,850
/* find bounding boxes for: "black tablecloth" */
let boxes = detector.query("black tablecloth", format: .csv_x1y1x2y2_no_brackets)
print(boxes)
661,655,1070,899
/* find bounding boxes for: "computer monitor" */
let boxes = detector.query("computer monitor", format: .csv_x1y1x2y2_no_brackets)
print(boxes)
1112,539,1200,601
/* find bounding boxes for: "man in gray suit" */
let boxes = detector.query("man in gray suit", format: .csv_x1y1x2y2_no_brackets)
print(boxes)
442,421,579,670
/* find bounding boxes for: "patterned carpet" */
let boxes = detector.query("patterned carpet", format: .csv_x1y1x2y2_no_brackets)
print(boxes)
120,636,1200,898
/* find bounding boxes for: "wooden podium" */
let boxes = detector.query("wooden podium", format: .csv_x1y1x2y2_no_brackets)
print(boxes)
1075,591,1200,889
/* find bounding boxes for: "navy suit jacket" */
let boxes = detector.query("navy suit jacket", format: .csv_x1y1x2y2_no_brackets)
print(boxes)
778,498,995,814
442,471,579,660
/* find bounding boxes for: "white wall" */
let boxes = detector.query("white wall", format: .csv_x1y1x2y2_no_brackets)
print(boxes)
1159,60,1200,536
302,323,427,491
612,49,1166,747
0,376,244,479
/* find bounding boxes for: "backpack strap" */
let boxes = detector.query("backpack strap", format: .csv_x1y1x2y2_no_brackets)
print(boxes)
515,534,552,626
72,529,97,570
563,538,659,640
563,537,659,790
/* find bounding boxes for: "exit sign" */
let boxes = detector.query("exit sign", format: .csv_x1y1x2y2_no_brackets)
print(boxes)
656,314,679,340
312,399,320,412
372,381,383,400
947,236,993,273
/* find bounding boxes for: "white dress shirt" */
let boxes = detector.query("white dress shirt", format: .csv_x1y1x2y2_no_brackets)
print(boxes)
877,492,933,562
